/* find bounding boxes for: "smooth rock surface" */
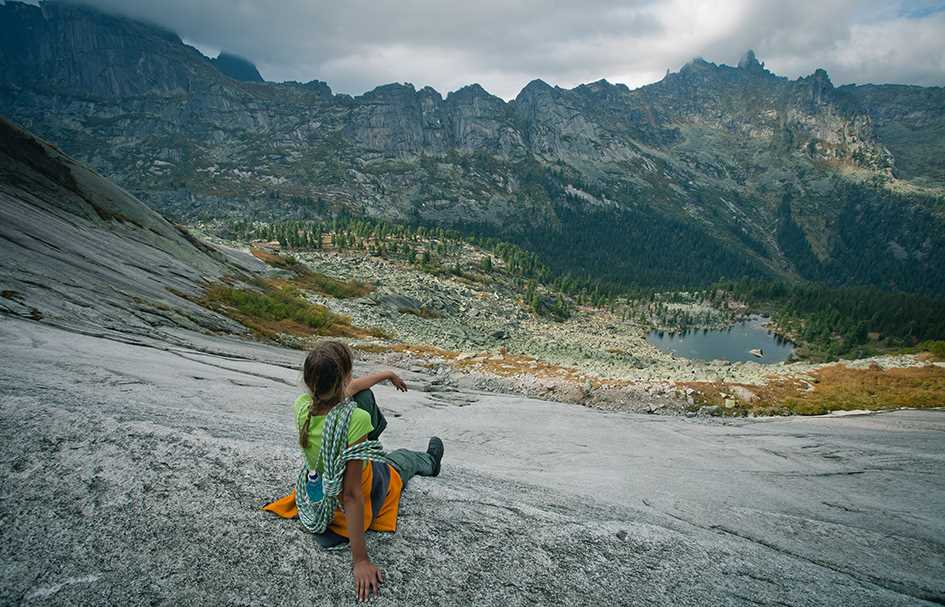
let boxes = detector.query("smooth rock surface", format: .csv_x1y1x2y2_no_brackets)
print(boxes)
2,317,943,606
0,117,261,341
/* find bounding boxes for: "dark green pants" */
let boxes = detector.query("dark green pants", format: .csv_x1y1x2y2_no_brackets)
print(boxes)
351,389,435,484
386,448,435,483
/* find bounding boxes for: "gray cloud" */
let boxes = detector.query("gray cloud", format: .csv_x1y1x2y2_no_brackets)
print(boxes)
74,0,945,97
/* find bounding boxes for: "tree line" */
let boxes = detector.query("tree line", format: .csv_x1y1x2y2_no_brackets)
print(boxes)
721,279,945,358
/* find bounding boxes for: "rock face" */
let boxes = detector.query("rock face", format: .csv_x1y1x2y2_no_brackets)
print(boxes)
210,52,265,82
0,1,220,98
2,3,945,294
0,117,259,339
843,82,945,185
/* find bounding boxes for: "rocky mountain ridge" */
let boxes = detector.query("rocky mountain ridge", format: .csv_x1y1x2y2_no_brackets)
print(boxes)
2,1,944,293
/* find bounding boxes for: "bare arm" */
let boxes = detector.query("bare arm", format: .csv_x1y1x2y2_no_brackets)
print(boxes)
346,370,407,396
342,439,383,601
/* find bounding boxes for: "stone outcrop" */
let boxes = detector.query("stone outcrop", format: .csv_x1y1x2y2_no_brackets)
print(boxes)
0,117,258,339
210,52,265,82
0,1,224,98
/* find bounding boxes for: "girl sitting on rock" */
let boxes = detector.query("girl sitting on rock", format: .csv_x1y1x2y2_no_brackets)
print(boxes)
264,340,444,602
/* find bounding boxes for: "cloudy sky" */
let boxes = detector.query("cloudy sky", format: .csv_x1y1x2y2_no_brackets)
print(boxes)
76,0,945,98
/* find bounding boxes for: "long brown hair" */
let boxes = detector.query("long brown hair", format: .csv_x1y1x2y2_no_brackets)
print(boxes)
299,340,353,448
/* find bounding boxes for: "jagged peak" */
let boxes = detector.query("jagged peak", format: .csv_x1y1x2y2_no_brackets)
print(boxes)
813,68,832,84
737,49,764,71
522,78,553,91
210,51,263,82
302,79,332,96
680,56,717,73
800,68,834,88
462,83,486,92
515,78,555,102
572,78,630,96
585,78,613,89
447,83,493,99
418,85,444,101
359,82,418,99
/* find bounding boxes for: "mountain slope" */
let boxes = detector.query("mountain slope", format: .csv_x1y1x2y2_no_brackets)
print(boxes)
0,116,259,339
844,83,945,186
2,1,944,293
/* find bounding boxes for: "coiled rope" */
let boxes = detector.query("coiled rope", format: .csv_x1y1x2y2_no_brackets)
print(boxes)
294,398,389,534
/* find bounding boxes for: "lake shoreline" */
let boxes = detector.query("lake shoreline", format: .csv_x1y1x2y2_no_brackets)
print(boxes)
646,314,795,365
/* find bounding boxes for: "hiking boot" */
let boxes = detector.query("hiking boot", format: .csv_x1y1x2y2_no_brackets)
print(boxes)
427,436,444,477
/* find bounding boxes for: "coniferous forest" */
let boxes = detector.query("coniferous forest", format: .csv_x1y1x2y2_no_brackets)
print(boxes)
212,212,945,359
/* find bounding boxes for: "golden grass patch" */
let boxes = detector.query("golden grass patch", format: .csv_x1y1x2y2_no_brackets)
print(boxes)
250,247,294,267
684,363,945,416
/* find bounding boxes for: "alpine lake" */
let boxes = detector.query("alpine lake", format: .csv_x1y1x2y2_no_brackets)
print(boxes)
647,316,794,364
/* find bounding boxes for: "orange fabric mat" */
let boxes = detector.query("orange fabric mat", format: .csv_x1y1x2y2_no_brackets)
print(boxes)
262,489,298,518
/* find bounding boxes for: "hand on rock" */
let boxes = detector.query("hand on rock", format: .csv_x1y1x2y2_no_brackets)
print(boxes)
353,559,383,602
388,372,408,392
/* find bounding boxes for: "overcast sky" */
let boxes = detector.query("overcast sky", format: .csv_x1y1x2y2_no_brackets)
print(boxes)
73,0,945,98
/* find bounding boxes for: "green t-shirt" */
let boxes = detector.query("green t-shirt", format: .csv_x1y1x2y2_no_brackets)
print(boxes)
294,394,374,473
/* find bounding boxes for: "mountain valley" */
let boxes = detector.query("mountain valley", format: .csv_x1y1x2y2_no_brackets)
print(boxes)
3,1,945,295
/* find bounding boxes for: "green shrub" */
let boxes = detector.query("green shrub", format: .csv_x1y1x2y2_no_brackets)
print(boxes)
206,284,340,331
293,270,372,299
917,340,945,360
